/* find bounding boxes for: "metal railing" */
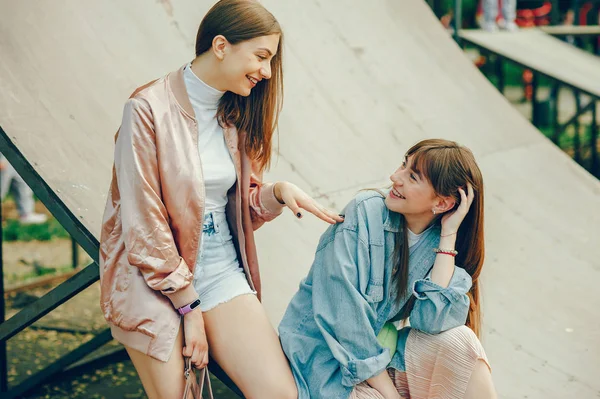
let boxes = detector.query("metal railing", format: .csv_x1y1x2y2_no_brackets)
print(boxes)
0,127,242,397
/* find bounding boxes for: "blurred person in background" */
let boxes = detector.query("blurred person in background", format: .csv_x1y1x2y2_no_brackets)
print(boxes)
482,0,518,31
0,153,47,225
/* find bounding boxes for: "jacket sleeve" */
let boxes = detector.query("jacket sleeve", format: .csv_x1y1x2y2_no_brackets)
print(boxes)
312,215,390,387
409,266,472,334
248,160,285,230
115,97,198,309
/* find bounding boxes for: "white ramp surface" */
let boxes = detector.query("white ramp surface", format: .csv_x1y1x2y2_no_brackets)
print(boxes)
0,1,599,397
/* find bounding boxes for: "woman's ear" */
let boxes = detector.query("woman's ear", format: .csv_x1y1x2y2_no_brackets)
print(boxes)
212,35,229,60
433,195,456,214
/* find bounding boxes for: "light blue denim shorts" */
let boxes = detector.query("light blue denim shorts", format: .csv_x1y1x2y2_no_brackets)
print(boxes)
193,211,256,312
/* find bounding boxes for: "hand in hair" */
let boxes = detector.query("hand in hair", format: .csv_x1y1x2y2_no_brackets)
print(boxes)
441,183,475,236
274,181,345,224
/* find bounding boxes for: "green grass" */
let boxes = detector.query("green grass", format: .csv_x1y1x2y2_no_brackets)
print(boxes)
3,217,70,242
4,265,75,285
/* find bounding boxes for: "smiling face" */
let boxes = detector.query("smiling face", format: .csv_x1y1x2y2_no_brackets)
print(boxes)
385,155,441,219
218,33,280,97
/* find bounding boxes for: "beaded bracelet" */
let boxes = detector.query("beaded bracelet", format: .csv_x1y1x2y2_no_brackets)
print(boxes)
433,248,458,257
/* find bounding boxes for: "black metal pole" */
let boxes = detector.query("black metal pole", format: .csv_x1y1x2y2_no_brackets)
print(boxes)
453,0,462,43
532,72,539,127
594,3,600,56
71,236,79,269
4,329,114,399
597,2,600,55
552,82,561,144
0,262,98,343
0,159,7,393
591,100,598,176
0,129,100,265
573,90,582,163
550,0,560,24
496,56,505,95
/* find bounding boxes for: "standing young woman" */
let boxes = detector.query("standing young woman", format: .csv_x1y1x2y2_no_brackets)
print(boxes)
99,1,342,398
279,139,497,399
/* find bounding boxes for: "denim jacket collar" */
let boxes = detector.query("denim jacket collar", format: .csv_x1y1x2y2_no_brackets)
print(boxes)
383,208,401,232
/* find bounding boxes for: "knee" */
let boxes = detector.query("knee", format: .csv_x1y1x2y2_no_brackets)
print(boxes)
276,384,298,399
268,383,298,399
435,325,483,355
246,381,298,399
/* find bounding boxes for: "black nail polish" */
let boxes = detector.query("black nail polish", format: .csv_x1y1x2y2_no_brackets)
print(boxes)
296,212,302,218
339,214,345,218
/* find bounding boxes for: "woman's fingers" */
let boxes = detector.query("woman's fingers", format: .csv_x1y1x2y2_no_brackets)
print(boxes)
288,198,340,224
467,182,475,206
191,345,201,368
187,344,209,369
200,351,209,369
284,196,303,219
304,202,335,224
182,344,192,358
301,201,343,224
279,182,343,224
455,184,475,220
458,187,467,210
321,206,345,223
458,184,475,211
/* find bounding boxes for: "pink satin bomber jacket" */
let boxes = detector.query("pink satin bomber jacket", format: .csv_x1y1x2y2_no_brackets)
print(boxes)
99,65,285,362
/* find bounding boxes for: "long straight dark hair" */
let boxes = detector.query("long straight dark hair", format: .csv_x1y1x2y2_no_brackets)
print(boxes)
392,139,485,337
195,0,284,172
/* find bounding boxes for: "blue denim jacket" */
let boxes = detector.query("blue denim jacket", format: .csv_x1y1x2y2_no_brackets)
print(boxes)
278,191,472,399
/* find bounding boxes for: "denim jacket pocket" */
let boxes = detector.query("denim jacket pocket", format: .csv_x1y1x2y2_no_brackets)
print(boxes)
366,281,384,303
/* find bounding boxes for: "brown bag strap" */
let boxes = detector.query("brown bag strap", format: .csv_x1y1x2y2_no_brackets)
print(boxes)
198,367,214,398
183,357,214,399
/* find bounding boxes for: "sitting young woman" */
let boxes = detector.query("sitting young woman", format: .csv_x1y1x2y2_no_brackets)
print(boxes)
279,139,497,399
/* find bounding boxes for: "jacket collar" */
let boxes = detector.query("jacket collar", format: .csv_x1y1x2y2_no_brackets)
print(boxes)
167,64,239,151
383,201,442,248
383,208,401,233
168,64,195,118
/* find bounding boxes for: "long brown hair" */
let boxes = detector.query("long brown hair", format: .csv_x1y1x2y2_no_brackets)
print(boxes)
195,0,284,172
393,139,485,337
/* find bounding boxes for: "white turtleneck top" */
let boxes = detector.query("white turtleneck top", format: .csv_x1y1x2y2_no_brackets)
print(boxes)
183,63,237,213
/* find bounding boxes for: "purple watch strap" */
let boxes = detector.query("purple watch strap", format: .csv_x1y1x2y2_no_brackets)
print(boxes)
178,298,201,316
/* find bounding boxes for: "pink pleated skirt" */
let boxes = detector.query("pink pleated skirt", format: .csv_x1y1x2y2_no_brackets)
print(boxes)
350,326,491,399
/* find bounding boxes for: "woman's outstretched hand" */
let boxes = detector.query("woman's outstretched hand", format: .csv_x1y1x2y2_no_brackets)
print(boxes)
274,182,344,224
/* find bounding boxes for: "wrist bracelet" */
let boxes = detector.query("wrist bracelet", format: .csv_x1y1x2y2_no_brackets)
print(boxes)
433,248,458,257
440,231,457,237
177,298,202,316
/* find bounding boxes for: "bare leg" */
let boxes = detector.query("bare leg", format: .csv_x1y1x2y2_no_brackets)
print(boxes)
125,325,188,399
465,359,497,399
202,293,297,399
